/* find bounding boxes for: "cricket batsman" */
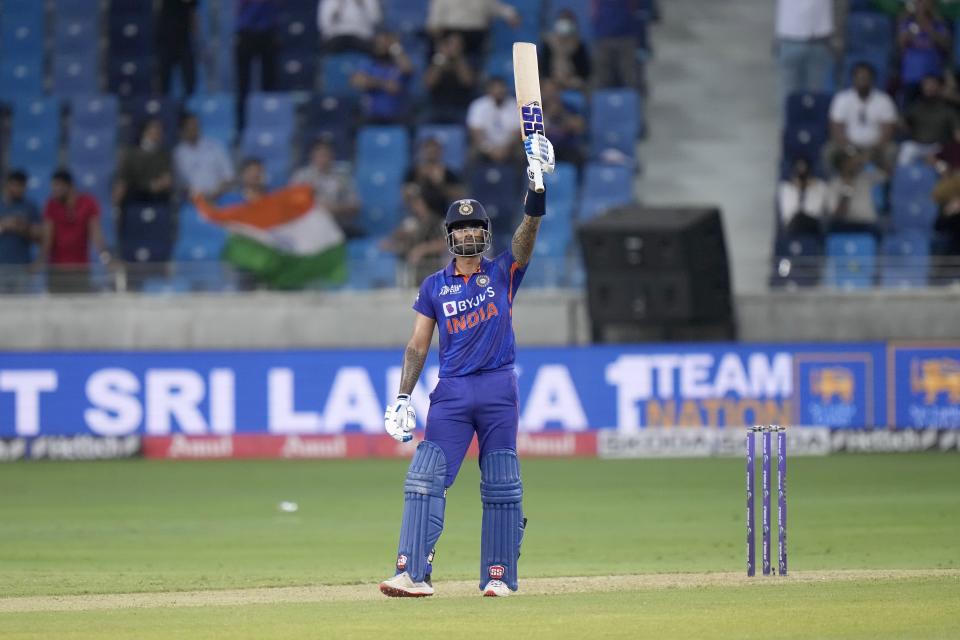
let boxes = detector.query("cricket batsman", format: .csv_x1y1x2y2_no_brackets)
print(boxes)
379,132,555,598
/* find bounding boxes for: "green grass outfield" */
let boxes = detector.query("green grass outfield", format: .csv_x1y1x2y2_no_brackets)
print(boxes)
0,454,958,638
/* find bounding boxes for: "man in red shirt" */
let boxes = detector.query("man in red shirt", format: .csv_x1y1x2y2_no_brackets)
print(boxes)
37,169,111,293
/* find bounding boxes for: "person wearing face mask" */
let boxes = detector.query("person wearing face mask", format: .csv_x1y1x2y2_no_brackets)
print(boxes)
351,30,413,124
541,10,591,92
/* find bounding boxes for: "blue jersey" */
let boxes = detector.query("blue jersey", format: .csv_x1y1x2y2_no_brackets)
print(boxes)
413,251,527,378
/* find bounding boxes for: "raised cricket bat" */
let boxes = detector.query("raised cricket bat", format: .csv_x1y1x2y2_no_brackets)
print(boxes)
512,41,545,193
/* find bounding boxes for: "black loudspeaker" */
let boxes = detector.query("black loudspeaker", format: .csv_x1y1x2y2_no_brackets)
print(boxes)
577,205,736,342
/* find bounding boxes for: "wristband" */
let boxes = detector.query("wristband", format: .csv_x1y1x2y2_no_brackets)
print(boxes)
523,187,546,217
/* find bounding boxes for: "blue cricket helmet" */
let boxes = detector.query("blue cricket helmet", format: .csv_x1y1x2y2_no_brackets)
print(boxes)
444,198,492,256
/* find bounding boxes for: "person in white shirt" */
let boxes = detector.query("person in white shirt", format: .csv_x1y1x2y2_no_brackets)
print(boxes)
824,62,899,175
466,76,520,163
427,0,520,56
173,113,234,200
318,0,382,54
825,148,884,232
289,139,361,234
776,0,836,102
778,157,827,236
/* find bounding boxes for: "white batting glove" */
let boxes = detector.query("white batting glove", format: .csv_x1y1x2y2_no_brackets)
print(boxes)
524,133,556,183
384,394,416,443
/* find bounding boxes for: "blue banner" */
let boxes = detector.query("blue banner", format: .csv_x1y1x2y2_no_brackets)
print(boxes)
0,343,956,437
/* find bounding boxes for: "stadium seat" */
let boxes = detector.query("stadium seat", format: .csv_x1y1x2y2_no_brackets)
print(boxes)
9,131,60,169
52,52,101,97
825,232,877,289
781,125,828,166
542,162,578,211
484,53,515,87
240,129,293,187
771,233,823,288
467,162,523,229
70,95,120,133
0,54,44,99
880,231,931,288
356,126,410,173
490,0,542,51
174,204,228,262
11,98,62,138
187,93,236,144
278,6,319,54
845,12,893,56
590,89,642,160
355,167,405,233
246,93,297,133
109,11,155,57
579,164,634,219
121,96,181,144
347,239,399,289
68,129,117,171
142,277,192,294
890,163,939,231
1,9,45,56
784,91,832,128
560,89,587,115
119,203,174,263
21,164,54,206
109,55,154,98
53,16,100,56
53,0,99,21
385,0,430,35
277,52,318,92
416,125,468,172
302,95,357,159
322,53,370,97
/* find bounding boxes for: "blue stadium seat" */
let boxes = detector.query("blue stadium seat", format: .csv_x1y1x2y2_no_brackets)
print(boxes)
9,131,59,169
356,126,410,173
21,164,54,207
277,52,317,92
11,98,62,137
69,129,117,171
346,239,399,289
53,16,100,56
322,54,370,97
484,53,515,87
355,167,405,233
467,162,522,230
781,124,828,165
880,231,930,288
108,55,154,98
119,203,174,263
825,232,877,289
490,0,542,51
302,95,356,159
121,96,181,145
2,0,45,22
784,91,832,128
240,129,292,186
590,89,641,160
771,233,823,288
1,9,45,56
0,54,44,99
53,0,98,21
560,89,587,115
71,95,120,132
52,52,101,97
109,12,155,57
246,93,297,133
890,163,939,231
845,12,893,55
187,93,236,144
142,277,192,294
579,164,634,219
278,5,319,53
174,204,228,262
416,125,467,173
542,162,578,210
385,0,429,35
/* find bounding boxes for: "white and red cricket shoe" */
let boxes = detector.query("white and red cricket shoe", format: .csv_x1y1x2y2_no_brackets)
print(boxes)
379,572,434,598
482,579,513,597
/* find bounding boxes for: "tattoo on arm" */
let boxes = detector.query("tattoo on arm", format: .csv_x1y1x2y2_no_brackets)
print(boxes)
398,345,427,396
511,215,541,267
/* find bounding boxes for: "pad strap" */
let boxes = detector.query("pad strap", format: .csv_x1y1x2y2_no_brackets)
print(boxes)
396,441,446,581
480,449,524,590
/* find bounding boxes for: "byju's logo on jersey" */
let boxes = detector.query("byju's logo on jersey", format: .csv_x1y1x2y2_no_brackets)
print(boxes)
442,301,458,317
521,101,544,137
439,284,462,296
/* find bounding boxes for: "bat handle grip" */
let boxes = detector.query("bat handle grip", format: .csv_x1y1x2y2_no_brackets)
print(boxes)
531,160,545,194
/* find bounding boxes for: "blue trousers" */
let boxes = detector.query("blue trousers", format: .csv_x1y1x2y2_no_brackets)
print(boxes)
425,367,519,487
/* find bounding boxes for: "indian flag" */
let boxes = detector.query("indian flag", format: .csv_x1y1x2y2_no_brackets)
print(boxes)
194,185,347,290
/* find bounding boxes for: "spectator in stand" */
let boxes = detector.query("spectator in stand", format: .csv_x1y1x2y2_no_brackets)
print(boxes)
425,0,520,57
37,170,111,294
778,157,827,237
379,186,447,284
404,137,465,219
897,0,951,104
319,0,382,54
541,78,587,165
466,76,520,163
422,32,477,124
289,139,362,236
541,10,591,92
824,148,884,233
174,113,235,200
591,0,641,90
157,0,198,96
775,0,836,102
236,0,280,130
823,63,898,174
351,30,413,124
899,75,958,166
0,170,41,291
114,118,175,208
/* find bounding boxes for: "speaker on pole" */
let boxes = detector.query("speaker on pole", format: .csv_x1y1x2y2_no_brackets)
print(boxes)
577,205,736,342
